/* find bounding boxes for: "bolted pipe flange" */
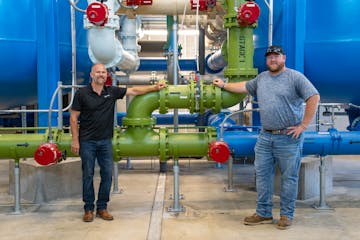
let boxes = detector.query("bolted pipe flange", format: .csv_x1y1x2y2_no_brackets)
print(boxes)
159,87,169,114
212,85,222,113
122,117,156,127
159,128,169,161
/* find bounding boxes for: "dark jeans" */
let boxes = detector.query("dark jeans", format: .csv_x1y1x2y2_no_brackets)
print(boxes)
80,139,113,212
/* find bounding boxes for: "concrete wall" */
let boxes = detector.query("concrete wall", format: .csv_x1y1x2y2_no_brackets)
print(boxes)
9,158,82,203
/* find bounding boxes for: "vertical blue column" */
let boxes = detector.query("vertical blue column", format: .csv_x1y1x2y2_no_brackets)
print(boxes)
282,0,306,72
36,0,60,127
294,0,306,72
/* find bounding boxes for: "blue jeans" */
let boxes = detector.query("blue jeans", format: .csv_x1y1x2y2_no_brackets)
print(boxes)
254,131,303,219
80,139,113,212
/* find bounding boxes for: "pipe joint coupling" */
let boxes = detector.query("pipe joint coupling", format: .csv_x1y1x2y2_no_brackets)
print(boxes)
122,117,156,127
84,14,119,30
159,128,169,161
159,87,169,114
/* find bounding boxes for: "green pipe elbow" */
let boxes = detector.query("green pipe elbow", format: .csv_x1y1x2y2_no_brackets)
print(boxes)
221,91,246,108
126,92,160,119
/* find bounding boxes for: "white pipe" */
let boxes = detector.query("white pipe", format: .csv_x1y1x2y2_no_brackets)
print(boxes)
85,0,139,73
117,74,164,85
67,3,77,111
195,0,200,72
87,28,122,67
117,0,211,15
206,49,227,72
117,16,140,73
264,0,273,46
68,0,86,13
173,16,179,130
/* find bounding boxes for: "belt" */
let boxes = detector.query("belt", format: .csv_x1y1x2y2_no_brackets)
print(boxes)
263,129,288,135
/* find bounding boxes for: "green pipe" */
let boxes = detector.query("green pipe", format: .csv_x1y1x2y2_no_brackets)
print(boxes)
222,0,258,82
118,80,242,160
124,82,243,122
0,130,76,160
113,127,159,158
112,126,216,161
0,134,45,160
166,131,215,157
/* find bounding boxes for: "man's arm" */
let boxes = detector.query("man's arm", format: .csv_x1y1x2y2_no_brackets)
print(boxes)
70,110,80,155
212,79,248,93
287,94,320,138
126,81,166,96
301,94,320,129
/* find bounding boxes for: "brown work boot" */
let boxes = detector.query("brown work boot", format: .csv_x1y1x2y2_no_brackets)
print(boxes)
244,213,273,225
83,210,94,222
96,209,114,221
277,216,292,230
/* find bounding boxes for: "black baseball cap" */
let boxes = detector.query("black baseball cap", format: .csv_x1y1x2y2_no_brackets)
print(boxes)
265,45,285,56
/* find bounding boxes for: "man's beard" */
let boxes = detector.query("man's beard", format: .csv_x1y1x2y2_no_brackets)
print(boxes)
267,62,285,74
94,77,105,85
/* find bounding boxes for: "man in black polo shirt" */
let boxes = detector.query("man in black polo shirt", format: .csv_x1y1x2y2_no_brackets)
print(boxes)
70,63,166,222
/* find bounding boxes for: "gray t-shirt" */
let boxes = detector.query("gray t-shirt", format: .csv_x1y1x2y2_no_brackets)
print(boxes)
245,68,319,130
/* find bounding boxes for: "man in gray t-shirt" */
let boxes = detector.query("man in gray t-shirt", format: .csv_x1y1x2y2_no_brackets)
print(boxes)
213,45,320,230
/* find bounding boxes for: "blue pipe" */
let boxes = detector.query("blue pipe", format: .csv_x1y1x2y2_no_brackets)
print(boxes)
61,112,200,126
205,50,227,74
222,128,360,157
1,111,211,127
138,59,197,71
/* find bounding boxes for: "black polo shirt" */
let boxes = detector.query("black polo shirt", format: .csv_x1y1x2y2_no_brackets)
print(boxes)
72,84,127,141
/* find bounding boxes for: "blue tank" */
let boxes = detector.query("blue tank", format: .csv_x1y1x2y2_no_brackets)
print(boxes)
254,0,360,105
0,0,91,109
0,1,37,108
0,0,359,109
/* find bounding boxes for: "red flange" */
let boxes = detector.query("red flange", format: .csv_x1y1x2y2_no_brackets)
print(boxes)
86,2,109,26
126,0,152,5
190,0,207,11
237,1,260,26
34,143,63,166
105,71,113,86
208,141,230,163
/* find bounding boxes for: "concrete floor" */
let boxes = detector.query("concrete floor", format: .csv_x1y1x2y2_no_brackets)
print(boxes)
0,156,360,240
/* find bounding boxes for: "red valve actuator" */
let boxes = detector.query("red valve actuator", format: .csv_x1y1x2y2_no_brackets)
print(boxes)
34,143,63,166
86,2,109,26
237,1,260,26
208,141,230,163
